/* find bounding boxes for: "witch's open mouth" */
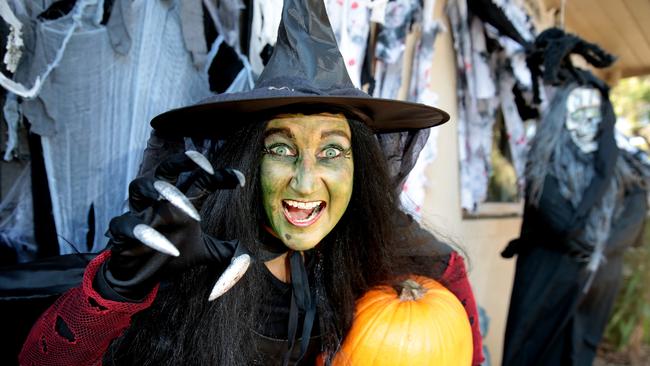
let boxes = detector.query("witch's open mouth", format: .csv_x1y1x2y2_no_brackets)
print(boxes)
282,199,326,227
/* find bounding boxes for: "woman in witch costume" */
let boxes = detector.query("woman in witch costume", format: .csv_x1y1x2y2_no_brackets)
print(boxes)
20,1,480,365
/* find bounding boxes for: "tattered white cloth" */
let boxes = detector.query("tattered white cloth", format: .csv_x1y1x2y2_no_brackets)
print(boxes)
10,0,211,253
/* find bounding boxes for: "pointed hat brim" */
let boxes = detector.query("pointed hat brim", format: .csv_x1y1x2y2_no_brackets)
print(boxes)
151,86,450,138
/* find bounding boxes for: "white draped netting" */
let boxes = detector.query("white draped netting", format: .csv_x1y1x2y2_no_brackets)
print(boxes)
12,0,211,253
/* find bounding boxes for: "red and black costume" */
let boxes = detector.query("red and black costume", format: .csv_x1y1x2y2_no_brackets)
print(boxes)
20,248,482,366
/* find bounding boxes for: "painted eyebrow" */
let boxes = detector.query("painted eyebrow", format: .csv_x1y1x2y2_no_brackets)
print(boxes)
264,128,294,140
321,130,351,141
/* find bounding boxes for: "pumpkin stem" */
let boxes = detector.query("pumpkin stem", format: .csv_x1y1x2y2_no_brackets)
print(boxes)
397,279,426,301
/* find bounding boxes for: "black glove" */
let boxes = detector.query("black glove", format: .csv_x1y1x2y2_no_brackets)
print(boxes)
95,151,245,301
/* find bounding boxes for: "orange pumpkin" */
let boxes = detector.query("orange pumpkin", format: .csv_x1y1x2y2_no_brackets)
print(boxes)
326,276,473,366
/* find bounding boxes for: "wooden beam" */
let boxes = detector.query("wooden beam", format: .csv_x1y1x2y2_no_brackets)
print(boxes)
622,67,650,79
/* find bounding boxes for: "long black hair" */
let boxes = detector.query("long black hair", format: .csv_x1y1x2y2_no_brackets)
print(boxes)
105,117,437,365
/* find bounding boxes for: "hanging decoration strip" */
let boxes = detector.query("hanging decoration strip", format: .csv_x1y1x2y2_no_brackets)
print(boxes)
447,0,536,212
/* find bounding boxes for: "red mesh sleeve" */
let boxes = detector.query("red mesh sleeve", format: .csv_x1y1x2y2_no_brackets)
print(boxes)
440,251,485,366
19,251,158,366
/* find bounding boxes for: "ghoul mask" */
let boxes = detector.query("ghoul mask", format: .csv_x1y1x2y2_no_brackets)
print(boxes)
565,87,602,154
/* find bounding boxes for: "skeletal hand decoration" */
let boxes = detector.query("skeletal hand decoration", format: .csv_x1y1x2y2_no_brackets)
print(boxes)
105,151,250,301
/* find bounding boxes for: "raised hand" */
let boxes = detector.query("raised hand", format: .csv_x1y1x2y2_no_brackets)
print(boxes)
103,151,250,301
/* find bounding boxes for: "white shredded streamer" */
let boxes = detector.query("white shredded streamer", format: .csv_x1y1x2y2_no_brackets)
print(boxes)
0,0,23,72
3,92,19,161
369,0,389,24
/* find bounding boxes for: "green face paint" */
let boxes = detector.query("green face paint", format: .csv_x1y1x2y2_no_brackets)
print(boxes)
260,113,354,251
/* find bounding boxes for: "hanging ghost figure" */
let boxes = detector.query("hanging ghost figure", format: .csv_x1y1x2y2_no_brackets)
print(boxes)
502,28,650,366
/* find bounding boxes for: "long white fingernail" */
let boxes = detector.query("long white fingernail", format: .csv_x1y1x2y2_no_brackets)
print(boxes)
208,254,251,301
153,180,201,221
185,150,215,175
133,224,180,257
230,169,246,187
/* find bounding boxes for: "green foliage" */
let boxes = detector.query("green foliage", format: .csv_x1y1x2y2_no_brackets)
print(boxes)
612,76,650,126
487,143,518,202
603,220,650,349
487,112,520,202
611,76,650,150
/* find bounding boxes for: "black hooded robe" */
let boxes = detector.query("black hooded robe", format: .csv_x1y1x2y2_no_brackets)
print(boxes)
502,175,647,366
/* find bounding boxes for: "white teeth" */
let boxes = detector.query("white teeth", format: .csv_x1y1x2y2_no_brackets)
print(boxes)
284,200,322,209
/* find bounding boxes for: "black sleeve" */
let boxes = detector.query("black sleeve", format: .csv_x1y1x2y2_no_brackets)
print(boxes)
92,261,151,302
605,189,648,256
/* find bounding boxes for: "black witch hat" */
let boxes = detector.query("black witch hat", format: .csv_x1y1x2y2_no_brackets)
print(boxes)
151,0,449,137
